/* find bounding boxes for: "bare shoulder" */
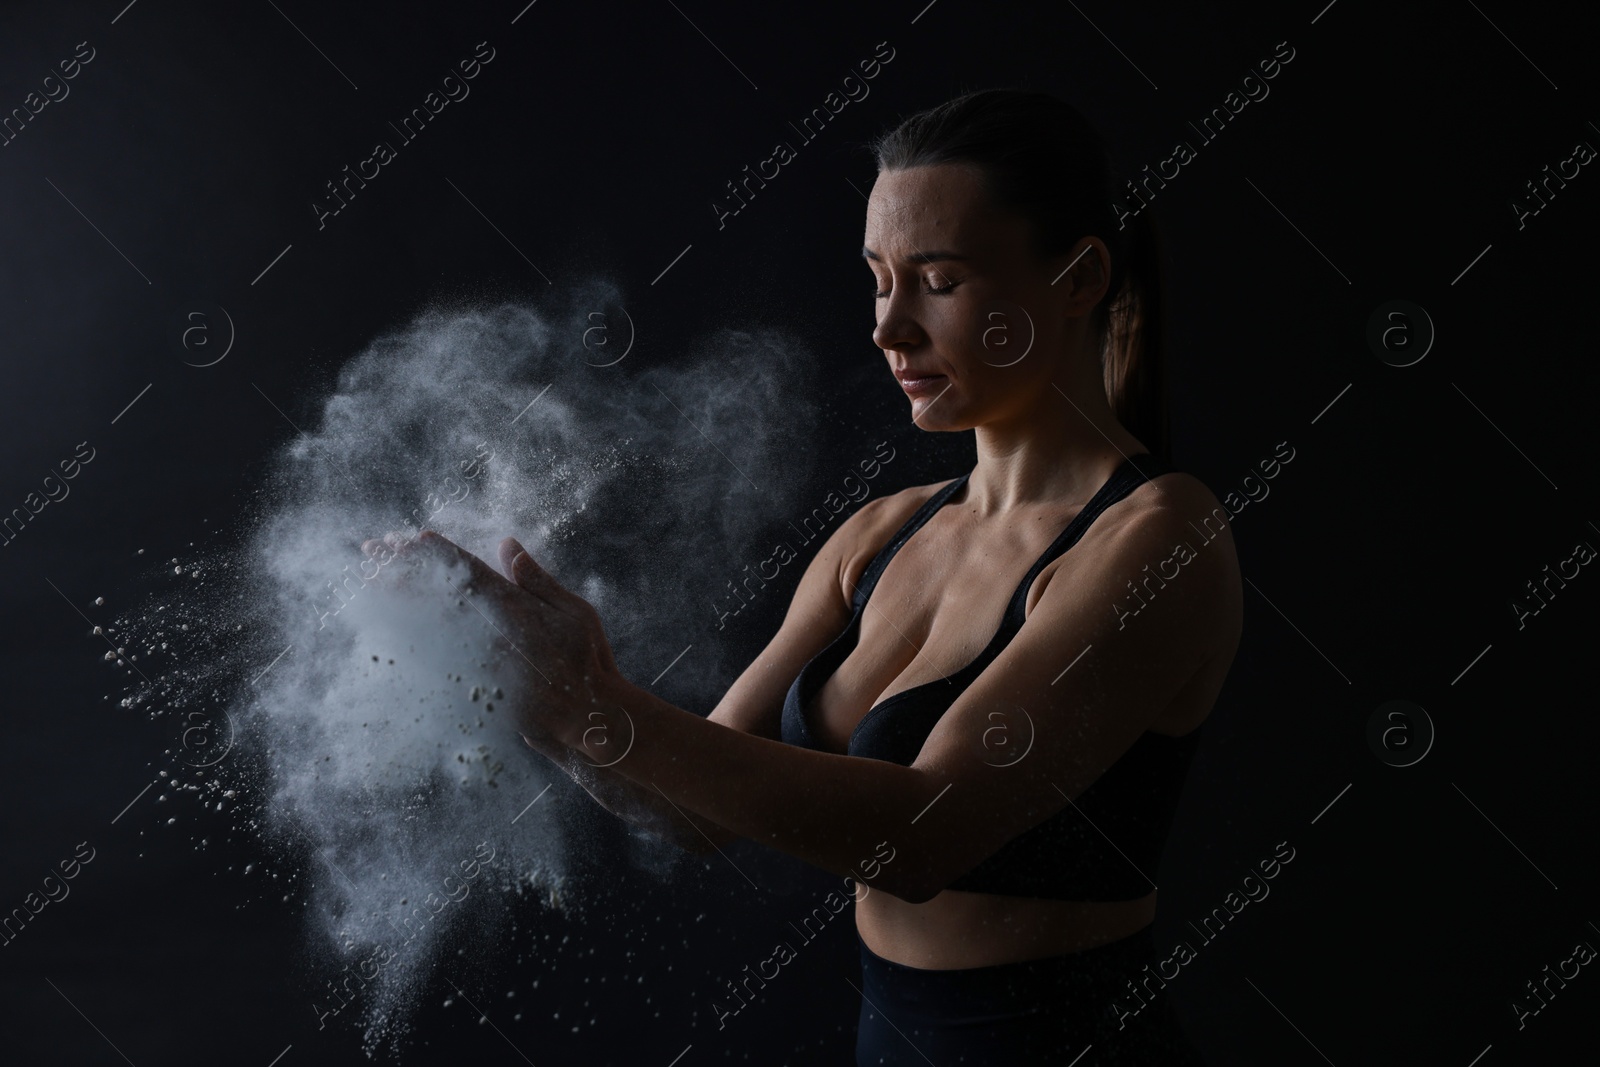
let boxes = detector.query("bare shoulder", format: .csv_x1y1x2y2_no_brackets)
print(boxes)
1038,466,1241,652
702,474,959,737
1128,469,1233,526
846,477,951,544
1104,469,1240,568
1099,467,1243,642
832,477,958,602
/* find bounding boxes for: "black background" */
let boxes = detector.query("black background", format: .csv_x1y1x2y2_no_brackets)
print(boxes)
2,1,1597,1064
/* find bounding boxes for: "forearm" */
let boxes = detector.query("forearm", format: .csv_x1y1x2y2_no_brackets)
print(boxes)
521,721,736,854
576,675,947,900
568,759,738,855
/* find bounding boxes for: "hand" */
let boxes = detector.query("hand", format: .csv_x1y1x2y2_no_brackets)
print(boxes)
363,530,625,753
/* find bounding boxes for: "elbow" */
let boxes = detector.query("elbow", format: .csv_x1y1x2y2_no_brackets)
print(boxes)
878,849,986,903
887,881,938,905
868,865,944,905
847,834,942,903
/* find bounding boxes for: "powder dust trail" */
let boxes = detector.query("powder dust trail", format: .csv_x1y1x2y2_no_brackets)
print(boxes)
102,289,820,1056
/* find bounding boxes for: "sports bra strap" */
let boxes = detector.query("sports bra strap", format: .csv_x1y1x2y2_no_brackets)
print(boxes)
998,452,1169,625
849,453,1166,620
849,472,971,612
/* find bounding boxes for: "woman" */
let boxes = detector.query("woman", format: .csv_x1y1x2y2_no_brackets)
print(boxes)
395,88,1241,1064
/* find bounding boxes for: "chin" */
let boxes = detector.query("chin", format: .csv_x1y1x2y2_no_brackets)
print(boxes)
908,407,962,432
904,383,961,425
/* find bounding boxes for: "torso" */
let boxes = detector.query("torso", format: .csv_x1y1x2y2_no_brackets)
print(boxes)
807,457,1241,969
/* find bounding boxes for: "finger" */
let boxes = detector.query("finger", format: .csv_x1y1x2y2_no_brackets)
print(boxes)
497,537,521,581
498,537,562,603
366,531,418,562
358,534,412,579
362,531,412,556
415,530,514,596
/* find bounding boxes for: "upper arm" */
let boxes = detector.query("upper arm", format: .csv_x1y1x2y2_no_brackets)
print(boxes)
905,477,1242,895
704,490,922,739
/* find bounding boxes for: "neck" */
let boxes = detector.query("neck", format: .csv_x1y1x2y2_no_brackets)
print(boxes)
964,363,1148,516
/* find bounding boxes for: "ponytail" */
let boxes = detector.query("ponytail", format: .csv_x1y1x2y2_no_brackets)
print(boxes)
1099,206,1170,464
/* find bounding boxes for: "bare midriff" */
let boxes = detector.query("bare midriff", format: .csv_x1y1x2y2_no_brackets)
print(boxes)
857,884,1160,969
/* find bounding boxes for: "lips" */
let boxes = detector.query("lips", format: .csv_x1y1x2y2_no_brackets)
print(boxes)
897,373,945,395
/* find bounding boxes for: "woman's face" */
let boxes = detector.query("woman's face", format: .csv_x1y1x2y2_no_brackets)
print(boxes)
862,163,1106,430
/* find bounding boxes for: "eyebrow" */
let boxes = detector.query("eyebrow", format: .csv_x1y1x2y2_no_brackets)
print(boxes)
861,247,970,264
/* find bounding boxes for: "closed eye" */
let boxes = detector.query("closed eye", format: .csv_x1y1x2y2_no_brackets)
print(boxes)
873,279,961,298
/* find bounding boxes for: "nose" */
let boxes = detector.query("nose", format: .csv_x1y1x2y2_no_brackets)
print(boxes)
872,288,923,355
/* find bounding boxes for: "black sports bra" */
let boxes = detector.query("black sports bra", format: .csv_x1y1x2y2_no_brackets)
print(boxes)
779,453,1204,901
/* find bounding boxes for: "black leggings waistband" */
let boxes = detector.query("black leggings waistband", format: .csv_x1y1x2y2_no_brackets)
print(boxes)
854,924,1207,1066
